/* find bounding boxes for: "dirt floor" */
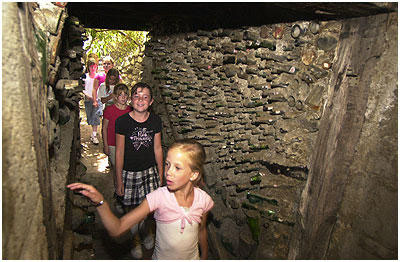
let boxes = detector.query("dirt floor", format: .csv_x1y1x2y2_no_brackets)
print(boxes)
77,103,154,260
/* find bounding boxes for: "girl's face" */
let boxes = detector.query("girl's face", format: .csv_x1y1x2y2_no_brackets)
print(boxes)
115,91,128,106
103,60,113,73
165,148,197,192
89,63,98,73
108,75,118,85
131,87,153,113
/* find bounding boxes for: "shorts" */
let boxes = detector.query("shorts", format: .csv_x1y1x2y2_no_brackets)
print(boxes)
108,145,116,167
84,99,103,126
122,166,160,207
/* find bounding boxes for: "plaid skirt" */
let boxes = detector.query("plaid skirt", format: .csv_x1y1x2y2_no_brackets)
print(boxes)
122,166,160,207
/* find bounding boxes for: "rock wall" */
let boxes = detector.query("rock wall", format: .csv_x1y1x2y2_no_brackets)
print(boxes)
2,3,50,259
142,20,341,259
2,3,83,259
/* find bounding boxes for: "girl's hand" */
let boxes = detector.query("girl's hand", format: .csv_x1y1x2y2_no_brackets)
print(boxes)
93,100,98,107
67,183,104,205
116,183,124,197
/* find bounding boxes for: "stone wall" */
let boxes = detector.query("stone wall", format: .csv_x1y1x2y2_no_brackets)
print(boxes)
142,20,341,259
2,3,83,259
2,3,50,259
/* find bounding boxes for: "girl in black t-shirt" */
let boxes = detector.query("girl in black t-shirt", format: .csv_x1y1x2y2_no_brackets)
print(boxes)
115,82,163,258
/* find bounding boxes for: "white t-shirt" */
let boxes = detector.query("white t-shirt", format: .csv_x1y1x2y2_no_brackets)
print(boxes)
83,73,97,99
152,207,200,260
146,187,214,260
98,83,114,107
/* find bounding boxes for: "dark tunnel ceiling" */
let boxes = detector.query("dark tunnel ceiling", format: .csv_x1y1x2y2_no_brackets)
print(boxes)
67,2,397,32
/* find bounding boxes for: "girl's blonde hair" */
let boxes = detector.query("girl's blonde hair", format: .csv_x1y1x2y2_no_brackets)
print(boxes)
103,55,114,65
87,53,99,62
168,139,206,187
86,57,98,73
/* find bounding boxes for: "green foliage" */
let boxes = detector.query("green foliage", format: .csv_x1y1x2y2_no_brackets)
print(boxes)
83,29,149,66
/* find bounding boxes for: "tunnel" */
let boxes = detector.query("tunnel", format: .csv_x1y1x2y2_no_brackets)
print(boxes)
2,2,398,260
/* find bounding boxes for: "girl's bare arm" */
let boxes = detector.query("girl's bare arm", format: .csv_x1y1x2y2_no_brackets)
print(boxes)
92,79,99,106
115,133,125,195
99,198,151,237
102,118,109,155
67,183,150,237
101,93,113,104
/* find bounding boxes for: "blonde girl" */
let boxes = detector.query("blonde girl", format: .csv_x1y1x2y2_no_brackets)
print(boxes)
68,139,214,259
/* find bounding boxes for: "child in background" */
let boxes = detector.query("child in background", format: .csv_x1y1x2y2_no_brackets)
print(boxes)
115,82,164,258
95,55,115,86
102,83,132,213
83,57,102,145
67,139,214,259
98,68,121,109
92,56,116,109
102,83,132,180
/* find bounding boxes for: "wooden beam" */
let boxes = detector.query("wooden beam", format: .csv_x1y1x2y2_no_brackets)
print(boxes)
288,13,391,259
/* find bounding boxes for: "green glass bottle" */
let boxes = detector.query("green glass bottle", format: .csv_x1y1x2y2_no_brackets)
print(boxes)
83,212,95,224
236,184,249,193
247,192,278,206
247,191,261,203
247,216,260,243
267,209,276,215
260,40,276,51
250,173,263,185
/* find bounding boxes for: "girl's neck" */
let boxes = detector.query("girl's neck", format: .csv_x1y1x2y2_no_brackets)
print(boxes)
173,184,195,207
129,110,150,122
88,71,96,78
115,103,127,110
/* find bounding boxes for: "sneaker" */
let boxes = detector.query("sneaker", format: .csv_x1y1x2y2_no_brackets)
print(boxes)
130,244,143,259
91,135,99,145
143,234,154,250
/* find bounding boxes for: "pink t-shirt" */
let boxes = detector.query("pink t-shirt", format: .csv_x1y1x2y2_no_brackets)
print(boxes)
103,105,132,146
147,186,214,233
95,72,106,87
